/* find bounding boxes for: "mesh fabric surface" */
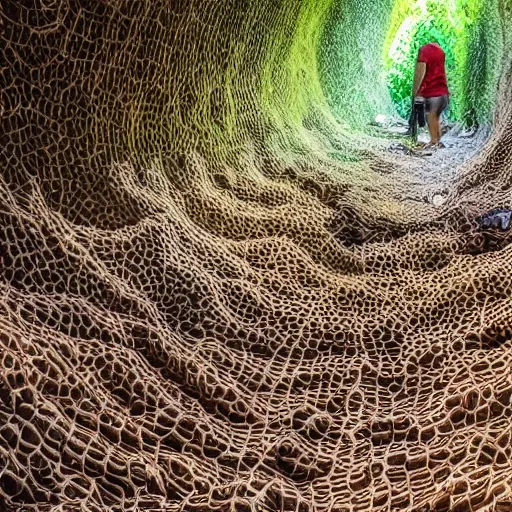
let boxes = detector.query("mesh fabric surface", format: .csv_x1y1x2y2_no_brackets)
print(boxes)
1,1,512,511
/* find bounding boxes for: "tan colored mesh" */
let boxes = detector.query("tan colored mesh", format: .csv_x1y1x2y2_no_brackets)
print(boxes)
1,1,512,511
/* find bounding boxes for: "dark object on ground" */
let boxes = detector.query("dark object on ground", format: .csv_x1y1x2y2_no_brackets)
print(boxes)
407,98,427,137
477,208,512,231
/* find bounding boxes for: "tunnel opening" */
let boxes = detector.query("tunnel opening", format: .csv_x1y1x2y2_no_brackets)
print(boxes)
320,0,503,136
383,0,503,128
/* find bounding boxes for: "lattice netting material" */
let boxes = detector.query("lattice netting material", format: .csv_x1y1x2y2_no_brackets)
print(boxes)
2,1,512,511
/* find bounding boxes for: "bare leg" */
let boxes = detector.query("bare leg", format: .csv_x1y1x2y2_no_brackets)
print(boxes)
425,96,448,146
426,111,441,144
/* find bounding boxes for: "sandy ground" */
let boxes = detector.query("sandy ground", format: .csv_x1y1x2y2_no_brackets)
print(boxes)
379,123,489,206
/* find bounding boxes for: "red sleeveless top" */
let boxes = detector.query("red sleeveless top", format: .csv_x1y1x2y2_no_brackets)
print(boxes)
418,43,449,98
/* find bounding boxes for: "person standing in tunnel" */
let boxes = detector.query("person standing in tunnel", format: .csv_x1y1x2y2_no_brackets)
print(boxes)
412,42,450,148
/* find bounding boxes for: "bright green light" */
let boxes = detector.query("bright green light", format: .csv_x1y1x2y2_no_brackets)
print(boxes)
384,0,502,126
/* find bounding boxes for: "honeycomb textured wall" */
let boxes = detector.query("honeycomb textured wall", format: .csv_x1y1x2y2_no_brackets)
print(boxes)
1,1,512,511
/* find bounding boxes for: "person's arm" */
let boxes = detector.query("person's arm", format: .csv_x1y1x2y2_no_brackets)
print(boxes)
412,61,427,98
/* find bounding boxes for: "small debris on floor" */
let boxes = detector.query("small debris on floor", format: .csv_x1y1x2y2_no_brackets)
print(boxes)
431,194,447,207
477,208,512,231
388,142,432,157
422,191,448,206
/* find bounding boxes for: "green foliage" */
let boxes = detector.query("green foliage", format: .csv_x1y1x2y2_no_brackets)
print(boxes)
458,0,503,126
317,0,502,131
320,0,395,129
385,0,503,126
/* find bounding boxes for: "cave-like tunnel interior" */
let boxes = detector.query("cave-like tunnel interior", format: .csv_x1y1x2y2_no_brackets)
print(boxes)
1,1,512,511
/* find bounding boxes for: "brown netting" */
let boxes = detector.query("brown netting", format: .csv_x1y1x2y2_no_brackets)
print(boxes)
1,1,512,511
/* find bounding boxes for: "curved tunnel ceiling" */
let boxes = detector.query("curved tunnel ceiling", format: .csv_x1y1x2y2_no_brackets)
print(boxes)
1,0,512,511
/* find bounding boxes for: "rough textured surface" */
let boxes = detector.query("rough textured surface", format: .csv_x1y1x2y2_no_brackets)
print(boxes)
1,1,512,511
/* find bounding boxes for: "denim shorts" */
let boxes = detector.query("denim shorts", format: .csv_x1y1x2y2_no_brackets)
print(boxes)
425,95,449,115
